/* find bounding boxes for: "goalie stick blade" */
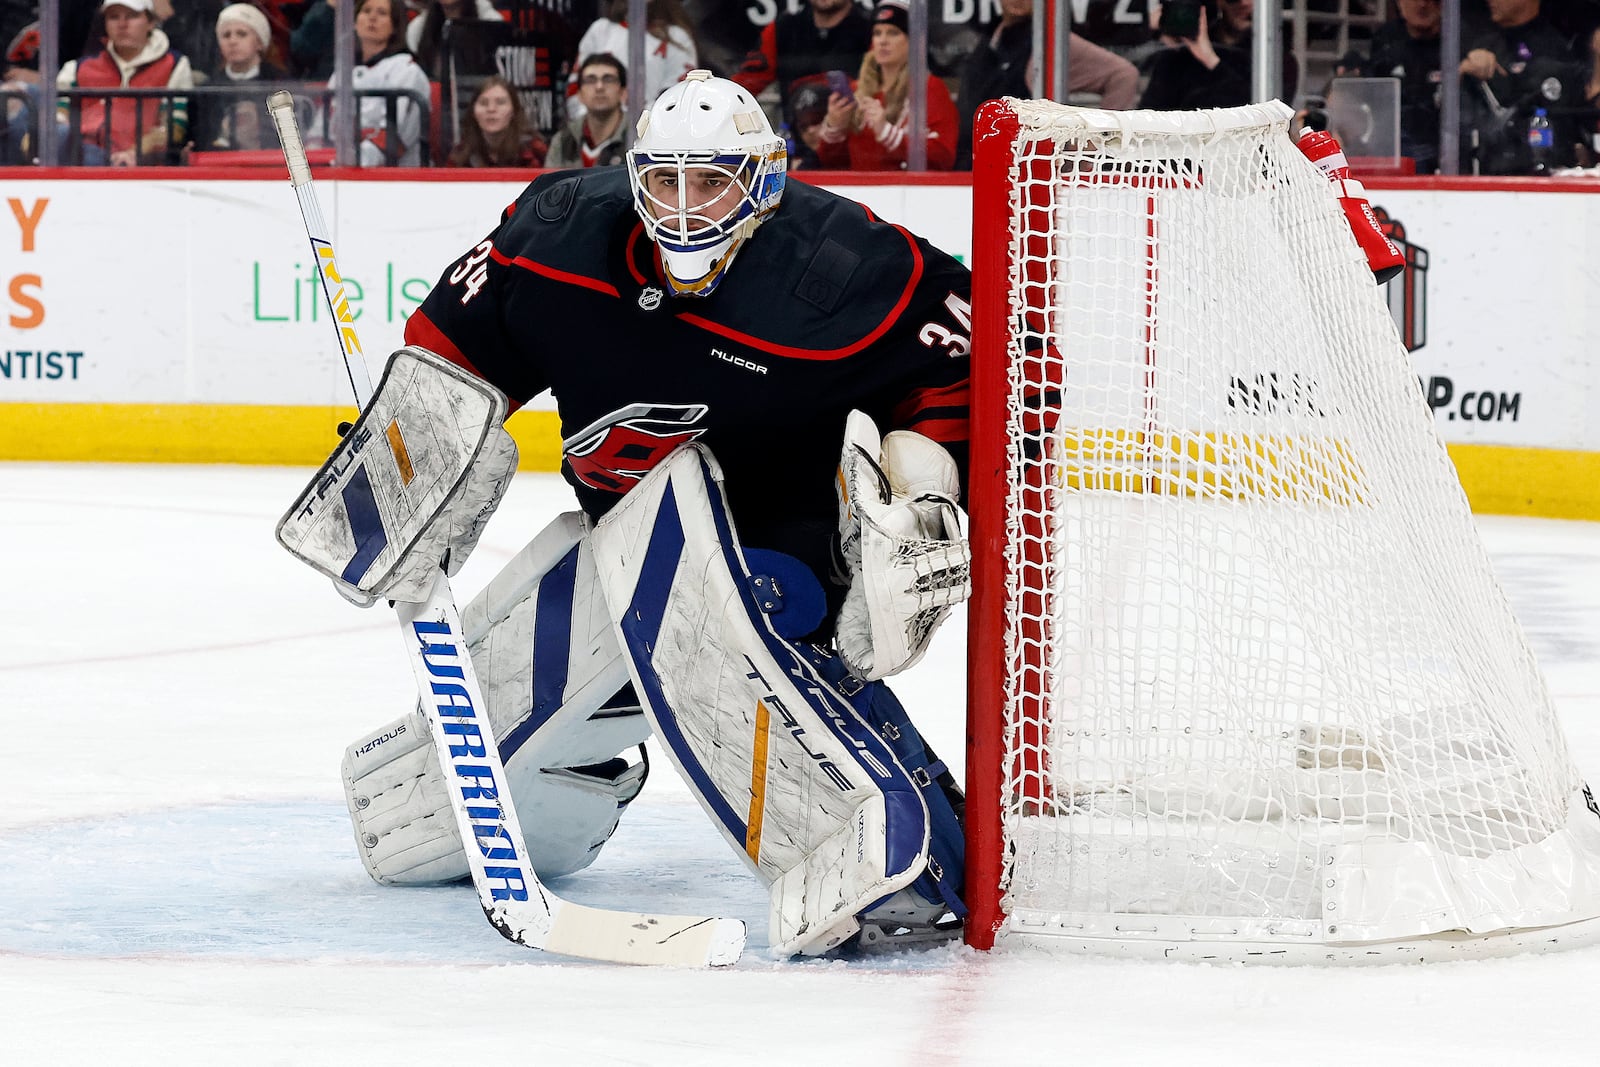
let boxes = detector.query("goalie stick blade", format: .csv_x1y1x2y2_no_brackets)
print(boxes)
498,900,746,968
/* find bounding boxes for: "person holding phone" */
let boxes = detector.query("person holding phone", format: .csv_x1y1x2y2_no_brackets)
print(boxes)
814,0,958,170
731,0,874,131
953,0,1138,169
1138,1,1252,109
1139,0,1299,110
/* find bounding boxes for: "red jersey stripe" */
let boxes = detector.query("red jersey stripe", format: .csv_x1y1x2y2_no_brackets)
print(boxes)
489,245,621,297
403,310,523,414
674,224,925,361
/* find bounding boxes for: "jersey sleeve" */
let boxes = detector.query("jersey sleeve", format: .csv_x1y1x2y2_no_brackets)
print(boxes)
879,236,1066,506
872,238,974,500
402,198,550,411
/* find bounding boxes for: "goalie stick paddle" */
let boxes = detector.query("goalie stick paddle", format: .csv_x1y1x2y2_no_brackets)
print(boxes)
265,91,745,968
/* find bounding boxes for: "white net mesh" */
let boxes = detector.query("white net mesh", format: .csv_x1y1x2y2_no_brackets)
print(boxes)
986,100,1600,951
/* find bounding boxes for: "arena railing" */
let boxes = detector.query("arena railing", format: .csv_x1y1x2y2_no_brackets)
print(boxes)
49,84,430,167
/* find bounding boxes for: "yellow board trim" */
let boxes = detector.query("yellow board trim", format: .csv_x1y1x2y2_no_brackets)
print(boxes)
0,402,565,472
1054,428,1368,505
746,700,772,863
3,402,1598,521
1447,444,1600,520
384,419,415,484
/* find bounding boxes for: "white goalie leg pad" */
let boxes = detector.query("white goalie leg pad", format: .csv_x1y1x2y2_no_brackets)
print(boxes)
277,346,518,605
344,709,463,885
343,512,652,885
835,409,970,681
344,709,648,885
590,445,934,956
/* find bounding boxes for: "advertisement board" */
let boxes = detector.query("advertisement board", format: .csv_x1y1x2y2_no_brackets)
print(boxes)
3,175,1597,514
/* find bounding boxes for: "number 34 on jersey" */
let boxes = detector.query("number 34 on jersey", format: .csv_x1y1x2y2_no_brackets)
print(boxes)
451,240,494,306
920,293,972,358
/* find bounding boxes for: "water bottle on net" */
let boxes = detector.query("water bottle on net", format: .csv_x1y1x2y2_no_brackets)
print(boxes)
1296,127,1405,285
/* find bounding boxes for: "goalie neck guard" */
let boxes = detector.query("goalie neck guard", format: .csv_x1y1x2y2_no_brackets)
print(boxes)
627,70,787,298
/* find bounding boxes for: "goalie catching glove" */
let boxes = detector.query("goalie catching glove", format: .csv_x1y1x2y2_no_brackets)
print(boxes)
835,410,970,681
276,346,518,604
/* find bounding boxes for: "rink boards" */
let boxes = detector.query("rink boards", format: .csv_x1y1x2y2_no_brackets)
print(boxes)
1,173,1598,518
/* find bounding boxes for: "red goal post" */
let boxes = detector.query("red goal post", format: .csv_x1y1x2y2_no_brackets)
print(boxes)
963,97,1600,962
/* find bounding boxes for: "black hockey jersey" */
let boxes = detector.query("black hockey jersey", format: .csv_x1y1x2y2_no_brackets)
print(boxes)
405,167,972,582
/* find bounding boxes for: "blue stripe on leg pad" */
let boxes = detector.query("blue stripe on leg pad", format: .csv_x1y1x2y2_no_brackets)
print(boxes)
530,544,580,722
339,464,388,586
619,480,750,847
495,543,583,761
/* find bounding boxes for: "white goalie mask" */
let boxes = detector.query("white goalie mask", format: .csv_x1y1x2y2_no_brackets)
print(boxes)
627,71,787,297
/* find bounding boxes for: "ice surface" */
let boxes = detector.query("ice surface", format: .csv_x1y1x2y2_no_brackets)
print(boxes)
2,463,1597,1065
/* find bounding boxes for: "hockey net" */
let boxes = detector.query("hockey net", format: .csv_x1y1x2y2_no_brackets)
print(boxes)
964,99,1600,961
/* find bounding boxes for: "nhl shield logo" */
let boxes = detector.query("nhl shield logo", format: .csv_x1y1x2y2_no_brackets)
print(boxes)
638,285,665,311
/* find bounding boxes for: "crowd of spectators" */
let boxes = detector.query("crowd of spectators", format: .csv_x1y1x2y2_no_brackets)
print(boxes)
2,0,1597,172
1319,0,1600,172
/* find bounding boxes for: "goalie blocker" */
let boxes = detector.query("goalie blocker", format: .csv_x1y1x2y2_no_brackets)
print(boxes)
276,346,518,606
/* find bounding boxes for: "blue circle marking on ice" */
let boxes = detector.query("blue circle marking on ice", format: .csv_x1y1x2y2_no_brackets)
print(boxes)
0,803,524,963
0,801,768,965
0,800,975,971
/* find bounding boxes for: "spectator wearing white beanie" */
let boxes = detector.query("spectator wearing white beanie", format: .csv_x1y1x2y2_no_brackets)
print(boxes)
215,3,271,67
199,1,285,151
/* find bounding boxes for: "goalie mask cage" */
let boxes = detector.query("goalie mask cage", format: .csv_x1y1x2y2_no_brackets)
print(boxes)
964,98,1600,963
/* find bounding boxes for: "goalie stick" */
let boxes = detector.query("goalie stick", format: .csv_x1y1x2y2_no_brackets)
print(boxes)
266,91,745,968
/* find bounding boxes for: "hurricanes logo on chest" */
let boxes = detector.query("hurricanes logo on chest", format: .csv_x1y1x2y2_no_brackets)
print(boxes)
563,403,709,493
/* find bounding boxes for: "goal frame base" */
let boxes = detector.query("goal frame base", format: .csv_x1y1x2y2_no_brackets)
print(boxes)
993,912,1600,965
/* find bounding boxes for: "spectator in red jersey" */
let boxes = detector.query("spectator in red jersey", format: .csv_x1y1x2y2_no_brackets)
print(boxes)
732,0,873,130
814,0,956,171
56,0,194,165
253,0,295,70
545,50,627,167
449,72,545,165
